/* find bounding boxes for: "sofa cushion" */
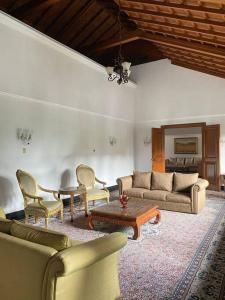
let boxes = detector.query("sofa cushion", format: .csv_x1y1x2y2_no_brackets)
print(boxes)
173,172,199,192
11,220,71,251
166,192,191,204
151,172,174,192
133,171,151,189
0,218,12,234
124,188,148,198
143,190,170,201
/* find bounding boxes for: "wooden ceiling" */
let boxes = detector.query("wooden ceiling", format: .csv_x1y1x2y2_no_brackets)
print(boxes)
1,0,225,79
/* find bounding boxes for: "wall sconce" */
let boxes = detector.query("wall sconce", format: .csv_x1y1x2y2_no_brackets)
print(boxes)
109,136,117,146
144,136,151,145
17,128,33,145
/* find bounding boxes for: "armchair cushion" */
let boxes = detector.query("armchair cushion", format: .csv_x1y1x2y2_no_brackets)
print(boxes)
26,200,62,212
86,188,109,200
0,218,12,234
133,171,151,189
0,208,6,219
174,172,199,192
151,172,173,192
11,220,71,251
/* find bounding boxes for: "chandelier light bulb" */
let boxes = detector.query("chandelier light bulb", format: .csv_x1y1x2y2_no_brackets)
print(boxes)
106,66,114,76
122,61,131,71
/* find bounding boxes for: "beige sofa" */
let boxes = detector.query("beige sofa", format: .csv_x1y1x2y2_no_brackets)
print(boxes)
0,218,127,300
117,171,209,214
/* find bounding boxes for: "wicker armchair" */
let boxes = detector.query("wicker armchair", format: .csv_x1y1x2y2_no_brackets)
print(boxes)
16,169,63,228
76,164,110,216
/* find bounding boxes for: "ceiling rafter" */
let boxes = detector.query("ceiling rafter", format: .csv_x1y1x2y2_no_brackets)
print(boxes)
10,0,60,18
141,26,225,48
117,0,225,15
133,17,225,40
122,6,225,29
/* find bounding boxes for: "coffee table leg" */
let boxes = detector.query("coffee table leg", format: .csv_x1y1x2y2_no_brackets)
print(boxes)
133,224,140,240
70,194,74,222
154,210,161,224
88,215,94,230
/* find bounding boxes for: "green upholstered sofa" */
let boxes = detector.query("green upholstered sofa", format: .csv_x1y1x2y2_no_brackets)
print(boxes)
0,217,127,300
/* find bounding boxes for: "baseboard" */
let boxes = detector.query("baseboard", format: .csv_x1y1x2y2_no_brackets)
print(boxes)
6,185,118,220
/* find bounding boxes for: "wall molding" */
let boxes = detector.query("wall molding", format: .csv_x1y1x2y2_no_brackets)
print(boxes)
135,113,225,125
0,12,137,89
0,90,134,124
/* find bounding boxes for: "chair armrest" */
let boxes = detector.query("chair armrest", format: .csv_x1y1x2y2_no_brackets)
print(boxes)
23,191,43,201
116,175,133,195
191,179,209,192
38,185,62,203
95,177,107,187
55,232,127,276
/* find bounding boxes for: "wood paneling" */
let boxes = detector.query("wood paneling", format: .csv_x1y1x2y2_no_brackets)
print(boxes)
1,0,225,77
203,125,220,191
152,128,165,172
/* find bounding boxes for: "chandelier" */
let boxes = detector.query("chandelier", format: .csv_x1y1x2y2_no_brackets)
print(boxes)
106,0,131,85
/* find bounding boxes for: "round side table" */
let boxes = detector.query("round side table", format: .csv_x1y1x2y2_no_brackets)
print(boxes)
58,187,87,221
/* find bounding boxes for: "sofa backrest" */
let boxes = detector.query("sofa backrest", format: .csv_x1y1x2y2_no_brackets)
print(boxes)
0,232,57,300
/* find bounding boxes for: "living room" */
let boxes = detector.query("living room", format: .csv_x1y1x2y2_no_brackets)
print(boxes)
1,1,225,300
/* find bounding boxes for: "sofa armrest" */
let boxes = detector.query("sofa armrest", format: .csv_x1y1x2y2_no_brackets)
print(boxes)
192,179,209,192
191,178,209,213
55,232,127,276
116,175,133,195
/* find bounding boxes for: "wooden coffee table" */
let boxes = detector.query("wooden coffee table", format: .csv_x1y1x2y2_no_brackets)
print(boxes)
88,198,161,240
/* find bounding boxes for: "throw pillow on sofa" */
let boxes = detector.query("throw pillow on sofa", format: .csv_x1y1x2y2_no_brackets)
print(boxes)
151,172,173,192
173,172,199,192
11,220,71,251
133,171,151,189
0,218,12,234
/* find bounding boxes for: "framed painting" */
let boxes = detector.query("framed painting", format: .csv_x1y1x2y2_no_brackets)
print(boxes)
174,137,198,154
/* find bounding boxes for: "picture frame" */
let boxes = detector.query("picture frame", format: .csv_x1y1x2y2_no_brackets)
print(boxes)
174,137,198,154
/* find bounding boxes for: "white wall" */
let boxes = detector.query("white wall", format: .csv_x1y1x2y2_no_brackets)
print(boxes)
0,13,136,213
132,59,225,172
165,134,202,159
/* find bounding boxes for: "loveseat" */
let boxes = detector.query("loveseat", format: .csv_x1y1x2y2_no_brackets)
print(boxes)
0,218,127,300
117,171,209,214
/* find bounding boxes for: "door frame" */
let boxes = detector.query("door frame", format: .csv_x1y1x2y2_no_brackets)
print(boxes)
161,122,206,177
154,122,220,190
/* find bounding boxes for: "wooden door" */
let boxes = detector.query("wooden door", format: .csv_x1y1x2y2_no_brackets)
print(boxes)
152,128,165,172
202,124,220,191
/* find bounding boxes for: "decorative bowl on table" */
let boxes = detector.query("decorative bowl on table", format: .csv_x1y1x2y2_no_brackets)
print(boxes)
119,194,129,208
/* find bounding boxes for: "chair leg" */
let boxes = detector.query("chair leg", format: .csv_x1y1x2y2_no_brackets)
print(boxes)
106,196,110,204
35,216,39,224
93,200,95,206
25,213,28,224
60,209,63,223
85,199,88,217
45,217,49,229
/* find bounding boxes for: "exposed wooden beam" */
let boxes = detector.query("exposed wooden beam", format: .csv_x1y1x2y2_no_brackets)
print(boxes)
117,0,225,15
10,0,60,18
141,31,225,59
123,6,225,28
89,30,141,53
171,59,225,79
140,26,225,48
133,17,225,40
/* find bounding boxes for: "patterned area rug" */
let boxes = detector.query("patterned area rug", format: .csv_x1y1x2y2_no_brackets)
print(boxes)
30,193,225,300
